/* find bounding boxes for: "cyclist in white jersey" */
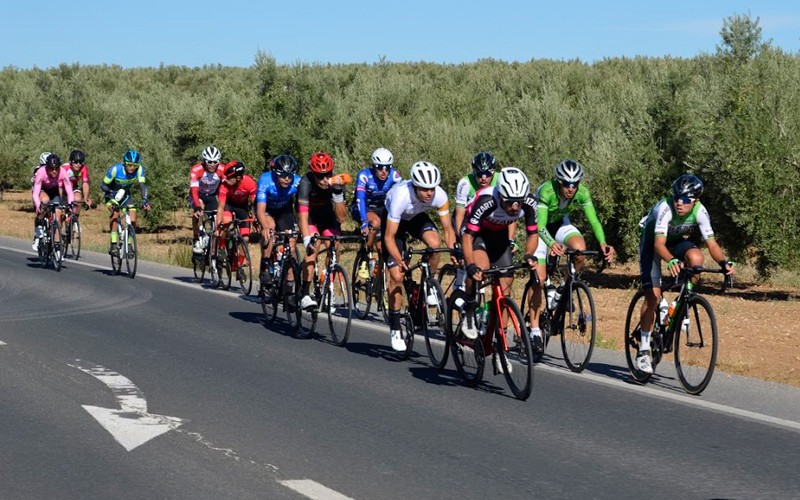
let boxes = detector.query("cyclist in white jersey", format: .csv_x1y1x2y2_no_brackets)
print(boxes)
635,174,735,373
382,161,458,352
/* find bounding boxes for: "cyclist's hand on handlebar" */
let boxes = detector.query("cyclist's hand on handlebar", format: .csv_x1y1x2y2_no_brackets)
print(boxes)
193,207,203,219
719,260,736,276
142,200,152,212
360,221,370,236
451,247,464,265
550,242,566,257
602,244,615,263
667,257,683,277
467,263,482,283
524,253,538,271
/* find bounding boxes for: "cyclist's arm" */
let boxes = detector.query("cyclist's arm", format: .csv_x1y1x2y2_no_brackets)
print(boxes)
355,171,369,225
215,186,228,229
522,196,539,258
438,202,456,250
653,235,674,262
331,175,347,224
580,194,607,247
31,172,42,211
256,202,269,233
60,170,75,206
136,166,149,204
536,203,556,247
454,206,466,237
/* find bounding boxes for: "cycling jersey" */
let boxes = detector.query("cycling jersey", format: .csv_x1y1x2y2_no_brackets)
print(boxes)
102,163,149,201
454,172,499,208
32,167,75,211
535,179,606,247
352,167,402,223
61,163,90,192
256,171,301,211
640,197,715,243
297,173,342,227
464,187,537,235
385,180,449,222
189,162,226,207
218,175,257,209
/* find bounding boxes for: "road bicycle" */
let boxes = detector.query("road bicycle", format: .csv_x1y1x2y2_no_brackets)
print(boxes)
215,217,254,295
391,245,453,366
295,233,362,346
192,210,218,285
449,262,533,400
61,202,85,260
37,201,65,271
260,229,301,325
520,249,604,373
351,227,387,321
110,204,138,278
624,266,730,395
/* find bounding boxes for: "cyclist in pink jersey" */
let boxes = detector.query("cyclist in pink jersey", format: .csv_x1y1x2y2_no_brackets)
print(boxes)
32,154,75,251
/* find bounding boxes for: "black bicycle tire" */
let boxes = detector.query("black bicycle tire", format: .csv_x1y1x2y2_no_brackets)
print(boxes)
125,225,137,278
351,248,373,320
236,238,253,295
674,294,718,395
395,311,415,361
326,264,353,347
220,240,232,290
449,290,485,386
423,278,450,369
71,217,81,259
496,297,533,400
110,228,122,275
50,219,64,272
623,289,654,383
560,280,597,373
284,257,303,332
520,280,552,350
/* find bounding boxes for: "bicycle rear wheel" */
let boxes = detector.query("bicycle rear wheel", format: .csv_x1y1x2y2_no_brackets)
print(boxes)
351,249,374,320
560,280,596,372
218,242,232,290
68,217,81,260
496,297,533,400
50,220,64,272
125,226,137,278
376,262,391,324
624,289,654,384
449,290,484,386
325,264,353,346
235,238,253,295
423,278,449,369
395,311,415,361
674,295,718,395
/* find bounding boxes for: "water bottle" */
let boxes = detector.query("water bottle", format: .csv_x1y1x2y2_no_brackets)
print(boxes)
477,303,489,328
368,257,377,277
455,267,467,291
658,297,669,326
546,284,558,310
668,301,676,321
200,234,209,249
453,296,465,312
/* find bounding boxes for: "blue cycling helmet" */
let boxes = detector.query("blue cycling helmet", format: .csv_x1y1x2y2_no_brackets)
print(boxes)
123,149,141,164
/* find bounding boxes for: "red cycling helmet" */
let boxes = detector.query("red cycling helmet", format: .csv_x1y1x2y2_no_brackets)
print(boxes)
308,152,334,174
224,161,245,178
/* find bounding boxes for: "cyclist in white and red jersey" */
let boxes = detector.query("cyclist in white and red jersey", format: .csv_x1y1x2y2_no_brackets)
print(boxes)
32,154,75,251
382,161,457,351
61,149,93,216
190,146,226,253
634,174,735,373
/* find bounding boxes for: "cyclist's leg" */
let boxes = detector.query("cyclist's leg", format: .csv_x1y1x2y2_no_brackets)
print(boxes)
555,224,585,271
300,223,323,307
261,213,277,271
416,214,442,273
382,216,408,347
528,236,549,331
366,210,382,249
636,231,663,373
671,240,702,284
72,189,83,215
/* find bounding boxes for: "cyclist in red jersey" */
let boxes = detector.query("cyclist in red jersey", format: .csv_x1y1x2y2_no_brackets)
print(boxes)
215,161,257,245
61,149,93,216
190,146,226,253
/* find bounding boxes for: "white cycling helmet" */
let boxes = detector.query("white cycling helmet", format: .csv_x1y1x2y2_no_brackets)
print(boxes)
370,147,394,168
410,161,441,189
554,159,584,184
39,152,52,165
202,145,222,162
497,167,530,202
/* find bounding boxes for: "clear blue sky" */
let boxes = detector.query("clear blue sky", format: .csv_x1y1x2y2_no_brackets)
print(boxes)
2,1,798,68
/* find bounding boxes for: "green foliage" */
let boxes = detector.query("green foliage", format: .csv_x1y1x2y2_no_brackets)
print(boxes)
1,13,798,274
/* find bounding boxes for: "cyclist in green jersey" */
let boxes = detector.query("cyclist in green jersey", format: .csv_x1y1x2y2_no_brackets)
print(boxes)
453,152,500,233
634,174,735,373
528,159,614,340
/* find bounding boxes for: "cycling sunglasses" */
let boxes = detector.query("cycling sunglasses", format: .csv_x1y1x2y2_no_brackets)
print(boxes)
675,195,696,204
476,170,494,179
124,161,140,168
372,164,391,171
314,172,333,179
204,160,220,165
559,180,579,189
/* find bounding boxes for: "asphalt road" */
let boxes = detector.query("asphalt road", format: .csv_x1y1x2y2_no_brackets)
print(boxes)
1,236,799,500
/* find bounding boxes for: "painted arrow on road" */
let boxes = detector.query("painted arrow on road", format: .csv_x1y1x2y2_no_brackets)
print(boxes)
70,360,186,451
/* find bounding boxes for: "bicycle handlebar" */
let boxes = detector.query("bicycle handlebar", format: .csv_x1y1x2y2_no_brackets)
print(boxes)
666,266,734,292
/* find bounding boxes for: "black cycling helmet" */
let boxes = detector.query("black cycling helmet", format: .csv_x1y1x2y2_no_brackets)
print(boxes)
471,151,496,177
271,154,298,177
45,154,61,170
671,174,704,200
224,161,246,178
69,149,85,163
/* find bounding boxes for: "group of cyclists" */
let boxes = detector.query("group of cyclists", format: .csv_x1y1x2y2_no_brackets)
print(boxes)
29,144,736,374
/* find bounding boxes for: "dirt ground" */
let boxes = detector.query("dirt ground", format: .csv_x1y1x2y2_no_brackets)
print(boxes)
2,190,798,387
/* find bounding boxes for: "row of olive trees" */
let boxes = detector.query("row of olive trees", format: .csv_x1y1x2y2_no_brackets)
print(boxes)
0,14,797,273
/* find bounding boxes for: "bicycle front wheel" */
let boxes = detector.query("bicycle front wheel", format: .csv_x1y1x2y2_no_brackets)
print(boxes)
50,220,64,272
325,264,353,346
449,290,484,386
125,226,138,278
624,289,654,384
437,264,458,302
298,276,319,339
110,233,122,275
423,278,449,369
69,217,81,260
674,295,718,395
351,249,373,320
235,239,253,295
560,281,596,372
496,297,533,400
284,258,303,331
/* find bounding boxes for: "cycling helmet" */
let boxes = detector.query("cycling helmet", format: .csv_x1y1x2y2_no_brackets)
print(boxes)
471,151,497,177
271,154,298,176
68,149,85,163
409,161,441,189
45,154,61,169
554,159,584,184
309,152,334,174
39,152,53,165
123,149,141,164
370,147,394,168
497,167,530,202
202,145,221,162
671,174,704,200
224,161,245,178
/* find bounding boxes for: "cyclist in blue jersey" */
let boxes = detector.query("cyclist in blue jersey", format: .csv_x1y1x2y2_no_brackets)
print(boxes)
350,147,402,278
256,154,302,285
100,149,151,256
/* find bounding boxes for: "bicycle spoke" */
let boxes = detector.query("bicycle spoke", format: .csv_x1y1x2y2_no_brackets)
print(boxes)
561,281,596,372
424,279,450,369
497,297,533,400
675,296,718,394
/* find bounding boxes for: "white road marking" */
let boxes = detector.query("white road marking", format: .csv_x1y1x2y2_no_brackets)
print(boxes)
70,360,186,451
279,479,354,500
0,340,6,346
